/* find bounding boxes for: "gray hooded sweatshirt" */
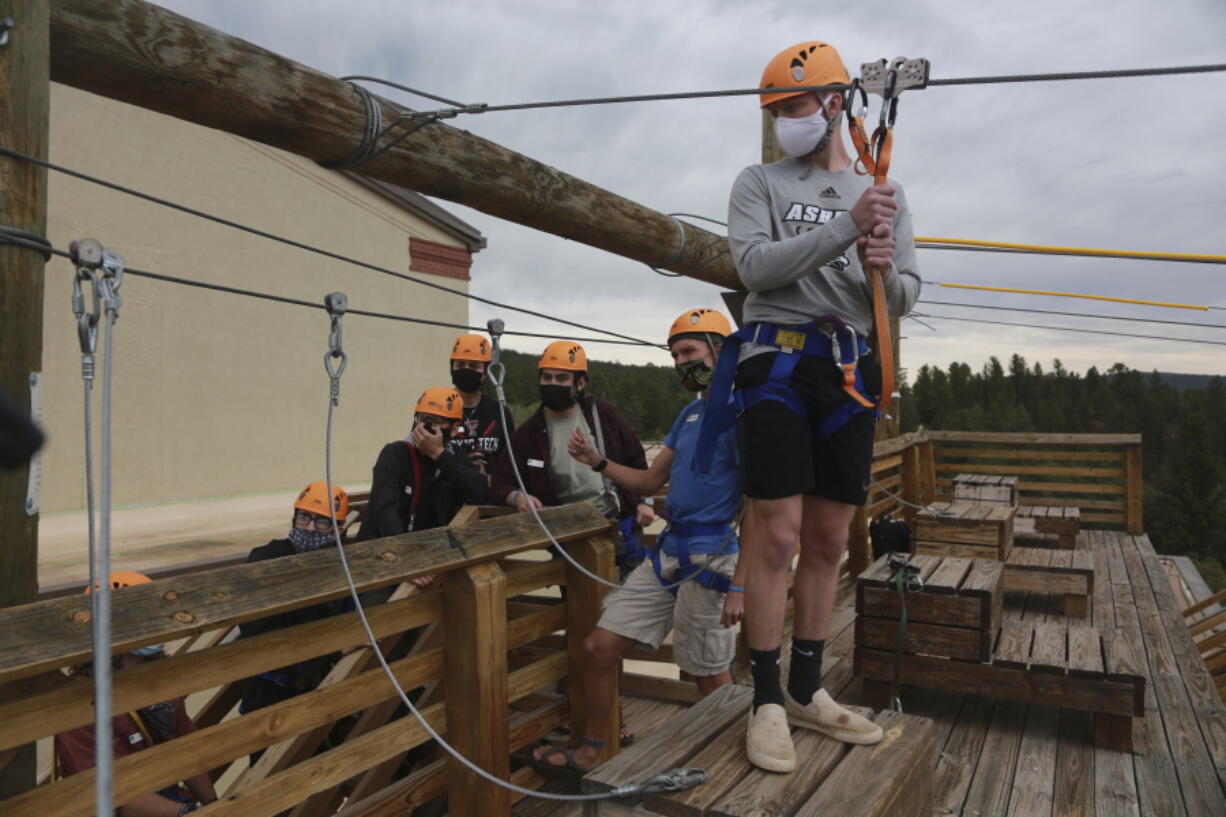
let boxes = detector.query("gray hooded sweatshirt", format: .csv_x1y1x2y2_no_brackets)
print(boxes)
727,157,922,358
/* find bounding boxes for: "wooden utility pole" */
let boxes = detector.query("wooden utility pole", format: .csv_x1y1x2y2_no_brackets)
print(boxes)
46,0,737,289
0,0,49,799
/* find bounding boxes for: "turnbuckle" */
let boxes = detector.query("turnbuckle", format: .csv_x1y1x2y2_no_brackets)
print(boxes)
323,292,349,404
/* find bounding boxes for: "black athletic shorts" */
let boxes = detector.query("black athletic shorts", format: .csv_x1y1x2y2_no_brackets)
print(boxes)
734,351,881,504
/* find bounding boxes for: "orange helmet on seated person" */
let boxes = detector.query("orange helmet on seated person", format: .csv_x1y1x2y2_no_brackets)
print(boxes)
85,570,152,592
294,480,350,522
415,386,464,420
538,341,587,373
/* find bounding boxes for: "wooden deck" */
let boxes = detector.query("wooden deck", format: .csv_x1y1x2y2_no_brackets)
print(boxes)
523,530,1226,816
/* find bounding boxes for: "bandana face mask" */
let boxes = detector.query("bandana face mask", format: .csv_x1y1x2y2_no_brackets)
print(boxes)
288,527,335,552
675,358,713,391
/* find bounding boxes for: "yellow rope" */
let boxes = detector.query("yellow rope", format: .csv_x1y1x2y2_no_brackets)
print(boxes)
937,282,1209,311
916,236,1226,264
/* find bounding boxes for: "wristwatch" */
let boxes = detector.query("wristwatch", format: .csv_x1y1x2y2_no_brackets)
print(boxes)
638,497,655,507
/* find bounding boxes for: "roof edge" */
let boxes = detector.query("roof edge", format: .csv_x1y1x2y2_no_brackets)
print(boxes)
345,173,487,253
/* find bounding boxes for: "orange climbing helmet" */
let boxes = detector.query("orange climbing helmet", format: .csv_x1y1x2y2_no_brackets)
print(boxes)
294,480,350,522
450,333,492,363
667,308,732,346
759,41,850,109
415,386,464,420
538,341,587,373
85,571,152,592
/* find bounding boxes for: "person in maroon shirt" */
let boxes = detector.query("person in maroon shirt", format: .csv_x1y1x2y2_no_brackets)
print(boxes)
54,573,218,816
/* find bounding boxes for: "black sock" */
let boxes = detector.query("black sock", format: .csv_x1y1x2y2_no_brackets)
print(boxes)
787,638,825,703
749,647,784,712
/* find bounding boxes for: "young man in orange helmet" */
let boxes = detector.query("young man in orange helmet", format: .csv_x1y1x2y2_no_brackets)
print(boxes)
55,573,219,815
528,309,746,776
238,482,356,726
701,41,921,771
446,333,516,476
491,341,653,574
359,387,488,551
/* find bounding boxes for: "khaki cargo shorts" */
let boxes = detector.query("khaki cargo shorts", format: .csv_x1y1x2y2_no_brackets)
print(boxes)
597,552,738,677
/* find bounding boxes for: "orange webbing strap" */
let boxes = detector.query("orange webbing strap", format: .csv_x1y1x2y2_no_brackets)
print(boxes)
867,128,896,414
841,363,876,409
848,114,878,177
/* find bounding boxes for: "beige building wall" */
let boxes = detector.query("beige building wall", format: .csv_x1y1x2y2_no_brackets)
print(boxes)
39,83,478,513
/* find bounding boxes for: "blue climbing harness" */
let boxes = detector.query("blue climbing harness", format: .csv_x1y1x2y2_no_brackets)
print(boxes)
618,514,646,563
694,317,878,474
650,520,736,596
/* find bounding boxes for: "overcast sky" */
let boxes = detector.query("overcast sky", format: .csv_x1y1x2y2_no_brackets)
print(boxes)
159,0,1226,379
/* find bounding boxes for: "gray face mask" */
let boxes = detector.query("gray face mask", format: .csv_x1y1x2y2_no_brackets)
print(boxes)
288,527,334,552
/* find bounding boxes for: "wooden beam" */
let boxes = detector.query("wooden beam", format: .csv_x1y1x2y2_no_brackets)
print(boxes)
0,502,608,683
0,1,49,799
1125,444,1144,534
445,562,509,816
564,532,618,764
46,0,737,289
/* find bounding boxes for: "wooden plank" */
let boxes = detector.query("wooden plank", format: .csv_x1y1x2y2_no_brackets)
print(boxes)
857,586,986,629
856,615,988,662
1125,445,1144,533
618,673,700,705
928,431,1140,445
705,719,863,817
1028,621,1068,674
936,446,1127,462
564,532,617,763
505,559,566,598
445,563,510,816
1002,567,1091,596
924,557,972,594
1004,703,1061,817
649,719,749,817
583,683,750,793
1055,711,1097,817
931,694,995,816
859,647,1140,716
949,462,1127,478
794,710,936,817
960,699,1027,817
994,619,1034,669
0,589,442,753
0,503,610,684
1066,626,1105,679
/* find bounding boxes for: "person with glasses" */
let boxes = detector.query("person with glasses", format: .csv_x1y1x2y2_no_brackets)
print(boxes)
238,481,354,734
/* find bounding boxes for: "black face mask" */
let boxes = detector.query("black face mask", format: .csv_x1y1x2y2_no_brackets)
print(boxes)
451,367,484,394
675,358,713,392
539,383,577,411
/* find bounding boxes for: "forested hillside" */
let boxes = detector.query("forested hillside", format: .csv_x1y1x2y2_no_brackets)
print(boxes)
902,357,1226,588
496,346,1225,588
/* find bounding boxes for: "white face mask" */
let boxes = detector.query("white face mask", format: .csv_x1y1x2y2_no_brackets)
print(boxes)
773,102,832,158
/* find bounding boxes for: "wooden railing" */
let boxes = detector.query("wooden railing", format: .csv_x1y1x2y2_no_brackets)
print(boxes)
0,503,617,817
846,429,1143,576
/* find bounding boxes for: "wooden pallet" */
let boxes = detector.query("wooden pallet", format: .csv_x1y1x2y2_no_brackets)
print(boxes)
579,684,936,817
855,554,1003,663
1015,504,1081,549
914,501,1016,561
952,473,1019,506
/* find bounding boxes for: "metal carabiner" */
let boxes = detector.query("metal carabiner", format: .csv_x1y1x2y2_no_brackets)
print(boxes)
323,293,349,402
72,269,102,358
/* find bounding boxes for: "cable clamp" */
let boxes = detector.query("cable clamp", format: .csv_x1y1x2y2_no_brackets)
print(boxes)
609,767,708,797
70,239,125,374
887,551,924,593
323,292,349,404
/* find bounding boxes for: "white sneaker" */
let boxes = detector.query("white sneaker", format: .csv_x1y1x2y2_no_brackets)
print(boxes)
784,688,883,744
745,703,796,773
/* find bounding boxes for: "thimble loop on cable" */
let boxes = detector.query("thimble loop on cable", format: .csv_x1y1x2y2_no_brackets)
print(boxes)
70,238,125,375
323,292,349,404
